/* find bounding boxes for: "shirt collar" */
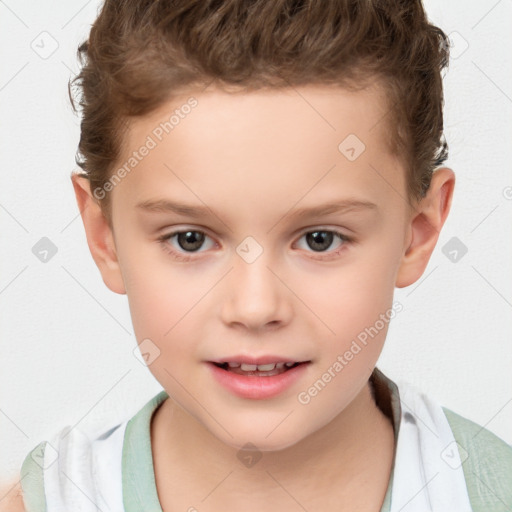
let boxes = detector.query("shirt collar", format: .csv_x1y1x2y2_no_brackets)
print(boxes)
121,366,401,512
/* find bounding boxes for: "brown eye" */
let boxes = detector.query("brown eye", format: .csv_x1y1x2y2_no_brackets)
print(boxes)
174,231,206,252
305,231,335,252
157,229,214,262
157,227,351,263
296,229,350,258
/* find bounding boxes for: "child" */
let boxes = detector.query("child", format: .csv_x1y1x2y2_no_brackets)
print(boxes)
8,0,512,510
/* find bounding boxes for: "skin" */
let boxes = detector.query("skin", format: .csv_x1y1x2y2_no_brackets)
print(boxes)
6,84,454,512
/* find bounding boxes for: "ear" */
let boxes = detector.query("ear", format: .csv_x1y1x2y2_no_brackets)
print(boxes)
396,167,455,288
71,173,126,294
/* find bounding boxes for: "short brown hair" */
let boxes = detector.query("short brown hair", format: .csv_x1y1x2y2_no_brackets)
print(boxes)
70,0,450,221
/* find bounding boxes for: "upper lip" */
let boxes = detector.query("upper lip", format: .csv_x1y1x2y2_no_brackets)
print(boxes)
209,355,311,365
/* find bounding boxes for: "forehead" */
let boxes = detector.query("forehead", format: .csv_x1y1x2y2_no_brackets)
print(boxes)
128,83,393,157
112,84,407,221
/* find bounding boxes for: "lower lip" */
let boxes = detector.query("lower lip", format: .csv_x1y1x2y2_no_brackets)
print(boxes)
207,362,310,400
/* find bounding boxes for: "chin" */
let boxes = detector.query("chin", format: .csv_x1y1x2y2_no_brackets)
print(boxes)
209,420,312,453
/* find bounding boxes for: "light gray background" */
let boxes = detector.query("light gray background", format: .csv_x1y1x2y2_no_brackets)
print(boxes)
1,0,511,483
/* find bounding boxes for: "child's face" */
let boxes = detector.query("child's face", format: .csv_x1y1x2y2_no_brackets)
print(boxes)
94,85,426,450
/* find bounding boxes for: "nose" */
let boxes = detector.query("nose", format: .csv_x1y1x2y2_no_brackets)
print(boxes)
219,247,292,333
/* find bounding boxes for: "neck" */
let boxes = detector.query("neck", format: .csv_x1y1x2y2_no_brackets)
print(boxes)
151,380,395,511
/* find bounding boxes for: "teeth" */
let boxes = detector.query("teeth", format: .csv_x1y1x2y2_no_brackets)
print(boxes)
256,363,276,371
240,363,258,371
234,362,292,372
222,361,299,372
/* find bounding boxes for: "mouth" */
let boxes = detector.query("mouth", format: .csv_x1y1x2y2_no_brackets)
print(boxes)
211,361,309,377
207,358,312,399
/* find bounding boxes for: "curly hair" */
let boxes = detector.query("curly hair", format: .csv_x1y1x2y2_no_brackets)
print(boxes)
70,0,450,221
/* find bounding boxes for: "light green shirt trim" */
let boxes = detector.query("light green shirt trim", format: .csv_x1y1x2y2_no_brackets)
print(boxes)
19,441,48,512
122,390,168,512
443,406,512,512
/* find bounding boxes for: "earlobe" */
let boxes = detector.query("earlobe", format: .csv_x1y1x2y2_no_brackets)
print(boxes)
395,167,455,288
71,173,126,295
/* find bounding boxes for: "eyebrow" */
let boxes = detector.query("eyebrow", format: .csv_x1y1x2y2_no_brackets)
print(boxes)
136,198,378,219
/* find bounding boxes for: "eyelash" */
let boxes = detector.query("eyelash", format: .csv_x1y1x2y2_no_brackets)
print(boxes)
157,228,352,262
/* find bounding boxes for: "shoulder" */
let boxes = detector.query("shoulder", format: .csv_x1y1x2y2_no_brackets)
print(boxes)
17,440,48,512
442,406,512,511
18,427,98,512
0,481,26,512
17,423,114,512
13,392,168,511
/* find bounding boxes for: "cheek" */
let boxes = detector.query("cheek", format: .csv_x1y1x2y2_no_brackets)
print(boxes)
120,237,201,329
124,273,203,394
127,273,202,348
298,254,397,338
118,245,199,365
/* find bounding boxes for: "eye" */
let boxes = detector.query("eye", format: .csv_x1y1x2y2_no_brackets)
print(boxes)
157,228,352,262
295,229,351,260
157,229,215,262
